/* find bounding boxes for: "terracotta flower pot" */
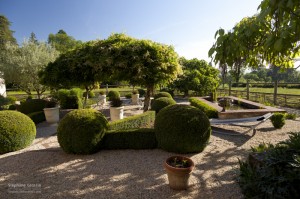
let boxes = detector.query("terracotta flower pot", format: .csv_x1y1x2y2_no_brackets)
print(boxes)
164,156,194,190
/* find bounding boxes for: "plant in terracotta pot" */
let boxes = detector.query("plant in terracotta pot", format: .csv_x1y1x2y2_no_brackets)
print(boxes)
109,98,124,121
43,98,60,123
164,155,194,190
131,90,139,105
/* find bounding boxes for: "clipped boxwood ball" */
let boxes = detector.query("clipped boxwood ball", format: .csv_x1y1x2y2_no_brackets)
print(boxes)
107,91,120,101
57,109,108,154
0,111,36,154
154,92,172,99
151,97,176,113
154,104,211,153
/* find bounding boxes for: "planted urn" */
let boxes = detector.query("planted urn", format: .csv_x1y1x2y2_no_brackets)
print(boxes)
164,156,194,190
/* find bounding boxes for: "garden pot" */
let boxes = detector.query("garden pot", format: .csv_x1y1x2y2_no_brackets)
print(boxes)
43,107,60,123
100,94,106,104
109,106,124,121
131,94,140,105
164,156,194,190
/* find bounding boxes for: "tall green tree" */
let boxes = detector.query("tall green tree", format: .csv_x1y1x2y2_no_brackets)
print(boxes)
1,39,59,98
29,32,38,44
40,40,107,105
173,57,219,97
103,33,182,111
0,15,17,49
48,29,82,53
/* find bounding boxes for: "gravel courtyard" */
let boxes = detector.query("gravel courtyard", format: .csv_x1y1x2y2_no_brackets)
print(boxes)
0,104,299,199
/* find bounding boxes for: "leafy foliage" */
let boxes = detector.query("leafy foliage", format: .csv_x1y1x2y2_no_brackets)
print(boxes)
0,111,36,154
109,111,155,130
172,57,219,96
0,15,17,49
48,29,82,53
17,99,47,114
57,109,108,154
189,97,218,118
27,111,46,124
151,97,176,114
57,88,83,109
153,92,172,99
107,90,120,101
270,112,286,129
154,104,211,153
1,39,59,97
239,132,300,199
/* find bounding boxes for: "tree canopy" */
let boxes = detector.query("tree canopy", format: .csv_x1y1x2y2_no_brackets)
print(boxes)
172,57,219,96
41,33,182,110
209,0,300,83
48,29,82,53
0,15,17,49
1,39,59,97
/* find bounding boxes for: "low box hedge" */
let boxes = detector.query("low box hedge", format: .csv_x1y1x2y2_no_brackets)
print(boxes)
101,128,157,149
189,97,218,118
109,111,155,130
27,111,46,124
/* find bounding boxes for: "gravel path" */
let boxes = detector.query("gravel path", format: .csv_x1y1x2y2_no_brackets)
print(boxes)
1,99,300,199
1,116,299,199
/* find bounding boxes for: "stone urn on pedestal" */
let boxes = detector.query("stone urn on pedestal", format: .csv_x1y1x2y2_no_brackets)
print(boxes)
43,99,60,123
109,98,124,121
131,90,139,105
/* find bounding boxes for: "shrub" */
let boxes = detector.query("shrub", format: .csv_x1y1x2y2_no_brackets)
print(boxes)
285,113,297,120
6,96,17,104
154,104,211,153
125,93,132,99
154,92,172,99
160,88,174,97
17,99,47,114
239,132,300,198
110,98,123,107
132,90,138,95
83,90,95,98
70,88,83,98
8,104,17,110
189,97,218,118
57,109,108,154
107,90,120,101
151,97,176,113
57,88,82,109
138,89,146,97
270,112,286,129
99,91,105,95
0,111,36,154
27,111,46,124
109,111,155,130
101,128,157,149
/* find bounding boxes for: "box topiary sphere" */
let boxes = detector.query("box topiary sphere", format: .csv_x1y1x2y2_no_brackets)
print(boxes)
154,92,172,99
270,113,285,129
151,97,176,113
0,111,36,154
154,104,211,153
107,91,120,101
57,109,108,154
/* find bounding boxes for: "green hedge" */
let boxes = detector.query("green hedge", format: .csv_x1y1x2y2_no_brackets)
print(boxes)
58,88,83,109
189,97,218,118
27,111,46,124
101,128,157,149
151,97,176,113
109,111,155,130
17,99,47,114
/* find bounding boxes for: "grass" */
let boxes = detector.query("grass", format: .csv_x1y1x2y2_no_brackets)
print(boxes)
221,87,300,95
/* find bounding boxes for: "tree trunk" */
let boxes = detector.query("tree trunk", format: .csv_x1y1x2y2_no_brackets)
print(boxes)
143,85,153,112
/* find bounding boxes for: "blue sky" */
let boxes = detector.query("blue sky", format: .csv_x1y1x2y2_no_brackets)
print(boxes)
0,0,262,61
